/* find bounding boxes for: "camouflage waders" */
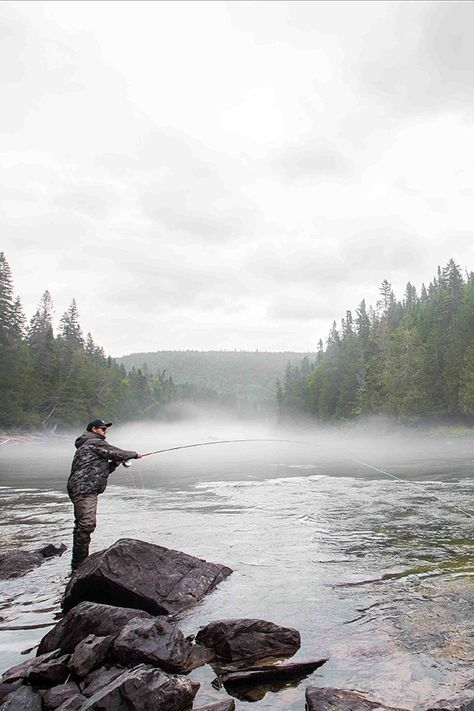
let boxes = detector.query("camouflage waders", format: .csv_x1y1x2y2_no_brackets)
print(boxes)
71,494,98,570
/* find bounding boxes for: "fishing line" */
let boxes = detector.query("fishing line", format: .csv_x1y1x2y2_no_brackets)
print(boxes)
341,453,473,519
132,437,472,519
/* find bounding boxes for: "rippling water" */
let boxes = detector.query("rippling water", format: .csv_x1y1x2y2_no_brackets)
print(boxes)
0,422,473,710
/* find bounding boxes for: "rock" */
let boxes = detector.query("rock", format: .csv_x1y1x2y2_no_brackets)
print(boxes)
218,657,328,684
80,667,125,697
426,697,474,711
37,601,151,655
79,664,199,710
215,659,327,703
112,616,211,673
1,685,43,710
62,538,232,616
193,702,236,710
195,618,301,663
2,650,62,684
28,654,70,686
0,543,66,580
68,634,114,678
305,687,408,711
0,680,23,702
55,694,87,710
39,682,81,710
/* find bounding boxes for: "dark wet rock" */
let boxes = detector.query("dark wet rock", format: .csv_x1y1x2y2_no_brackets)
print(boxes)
62,538,232,616
37,601,151,655
305,687,408,710
2,650,62,684
218,657,327,684
1,685,43,710
193,702,235,711
112,616,211,673
80,666,126,697
215,659,327,703
0,543,66,580
28,654,70,686
0,680,23,702
55,694,87,710
68,634,114,678
426,696,474,711
39,682,81,710
195,618,300,663
79,664,199,710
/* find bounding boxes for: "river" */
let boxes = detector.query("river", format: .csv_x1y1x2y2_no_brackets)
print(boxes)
0,418,473,710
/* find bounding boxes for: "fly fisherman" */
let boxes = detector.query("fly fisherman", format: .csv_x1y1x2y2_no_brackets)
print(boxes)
67,419,143,570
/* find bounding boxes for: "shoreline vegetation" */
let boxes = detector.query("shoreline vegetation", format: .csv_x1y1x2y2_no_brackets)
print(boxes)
2,252,474,432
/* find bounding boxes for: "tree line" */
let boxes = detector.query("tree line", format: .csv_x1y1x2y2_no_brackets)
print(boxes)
0,252,187,430
277,259,474,423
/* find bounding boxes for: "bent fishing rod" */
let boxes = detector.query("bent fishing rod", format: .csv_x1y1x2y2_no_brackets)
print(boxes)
126,437,473,519
141,438,308,457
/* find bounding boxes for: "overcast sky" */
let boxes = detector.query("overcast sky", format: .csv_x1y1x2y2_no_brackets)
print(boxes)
2,1,474,355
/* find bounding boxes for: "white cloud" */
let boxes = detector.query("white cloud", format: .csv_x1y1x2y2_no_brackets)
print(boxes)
2,1,474,354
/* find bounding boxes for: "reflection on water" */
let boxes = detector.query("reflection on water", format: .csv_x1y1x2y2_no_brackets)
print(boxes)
0,426,473,710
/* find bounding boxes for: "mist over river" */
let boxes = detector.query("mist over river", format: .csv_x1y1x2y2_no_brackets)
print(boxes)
1,416,473,710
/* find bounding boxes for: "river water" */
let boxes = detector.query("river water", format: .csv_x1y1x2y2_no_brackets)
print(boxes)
0,419,473,710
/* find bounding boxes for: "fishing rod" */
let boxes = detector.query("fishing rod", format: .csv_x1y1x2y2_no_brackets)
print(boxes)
140,438,309,457
129,437,473,519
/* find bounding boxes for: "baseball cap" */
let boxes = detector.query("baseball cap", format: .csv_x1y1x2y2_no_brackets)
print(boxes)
86,419,113,432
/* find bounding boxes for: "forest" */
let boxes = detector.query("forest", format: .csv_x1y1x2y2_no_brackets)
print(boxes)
2,252,474,430
117,350,315,411
277,259,474,424
0,252,311,429
0,252,192,429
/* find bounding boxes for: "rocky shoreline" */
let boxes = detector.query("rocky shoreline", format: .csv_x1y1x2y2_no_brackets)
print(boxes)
0,538,473,710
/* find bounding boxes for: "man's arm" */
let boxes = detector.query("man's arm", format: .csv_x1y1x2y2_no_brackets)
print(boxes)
89,440,140,462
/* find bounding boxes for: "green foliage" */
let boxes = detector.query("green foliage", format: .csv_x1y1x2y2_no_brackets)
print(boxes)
116,350,316,412
0,254,227,431
278,260,474,424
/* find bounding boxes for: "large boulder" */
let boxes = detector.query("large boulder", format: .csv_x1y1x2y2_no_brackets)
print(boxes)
79,664,199,710
218,659,328,703
0,681,23,703
112,616,211,673
2,649,70,687
39,682,81,710
426,697,474,711
37,601,151,655
28,654,70,686
219,657,327,684
305,687,408,711
2,650,62,684
1,685,43,710
62,538,232,615
56,695,87,710
80,666,126,697
68,634,114,678
195,619,300,663
0,543,66,580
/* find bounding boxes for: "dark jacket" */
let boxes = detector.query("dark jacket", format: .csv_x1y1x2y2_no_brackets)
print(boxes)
67,431,138,500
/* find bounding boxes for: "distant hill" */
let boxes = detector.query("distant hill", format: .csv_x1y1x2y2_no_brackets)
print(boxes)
116,351,316,407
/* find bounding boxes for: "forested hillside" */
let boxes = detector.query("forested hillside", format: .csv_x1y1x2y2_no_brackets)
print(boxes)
0,251,313,429
278,259,474,423
117,350,316,409
0,253,186,429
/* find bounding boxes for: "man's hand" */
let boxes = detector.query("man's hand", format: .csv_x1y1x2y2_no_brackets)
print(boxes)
136,453,144,458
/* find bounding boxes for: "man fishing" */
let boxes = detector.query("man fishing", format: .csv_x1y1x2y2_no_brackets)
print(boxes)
67,419,143,570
